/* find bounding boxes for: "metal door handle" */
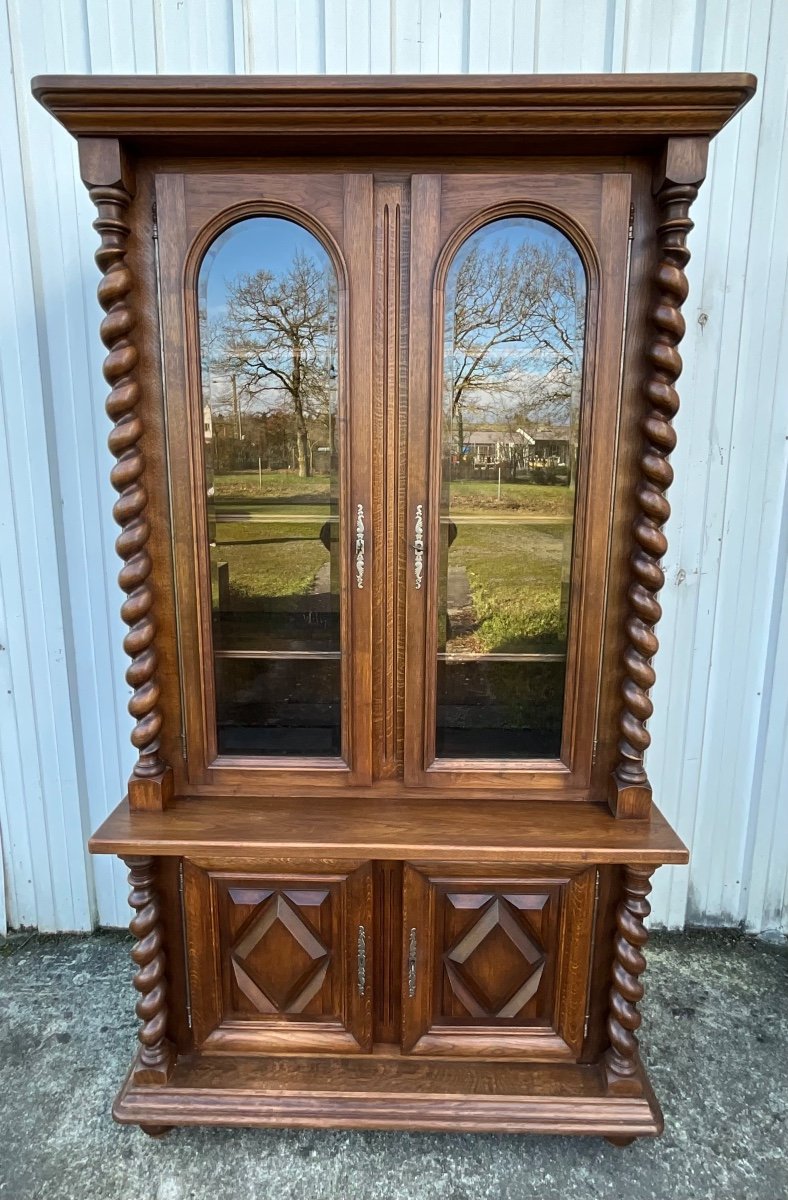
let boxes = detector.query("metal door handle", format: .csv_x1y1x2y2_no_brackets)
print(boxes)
355,503,365,588
413,505,425,590
407,927,417,997
357,925,367,996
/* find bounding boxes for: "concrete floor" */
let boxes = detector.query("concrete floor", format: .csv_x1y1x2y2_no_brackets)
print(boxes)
0,930,785,1200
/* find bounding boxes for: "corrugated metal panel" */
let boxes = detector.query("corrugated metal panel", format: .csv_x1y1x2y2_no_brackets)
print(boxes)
0,0,785,933
0,0,95,932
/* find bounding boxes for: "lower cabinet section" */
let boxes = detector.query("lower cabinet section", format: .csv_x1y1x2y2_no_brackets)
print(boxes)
182,856,599,1061
182,858,374,1053
110,839,676,1138
402,863,597,1058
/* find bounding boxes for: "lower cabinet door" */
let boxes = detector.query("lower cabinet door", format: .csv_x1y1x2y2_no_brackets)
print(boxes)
183,858,373,1053
402,862,596,1058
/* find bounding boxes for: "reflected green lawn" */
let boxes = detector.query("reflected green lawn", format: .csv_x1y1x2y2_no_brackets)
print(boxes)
448,519,572,653
214,471,573,515
449,480,574,516
211,475,573,652
213,520,326,606
214,471,332,505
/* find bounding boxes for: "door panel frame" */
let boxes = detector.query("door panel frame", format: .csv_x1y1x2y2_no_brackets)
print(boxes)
401,861,596,1058
404,172,632,793
182,856,374,1054
156,171,374,791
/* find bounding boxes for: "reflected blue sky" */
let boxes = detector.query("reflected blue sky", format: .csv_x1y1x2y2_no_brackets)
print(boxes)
447,216,584,291
201,216,333,316
444,214,586,411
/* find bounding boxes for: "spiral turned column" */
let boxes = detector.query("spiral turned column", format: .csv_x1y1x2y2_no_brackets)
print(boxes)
123,856,175,1085
610,138,708,818
82,141,172,810
604,866,654,1090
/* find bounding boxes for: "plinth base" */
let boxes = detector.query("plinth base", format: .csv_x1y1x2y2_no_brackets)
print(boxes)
113,1050,663,1138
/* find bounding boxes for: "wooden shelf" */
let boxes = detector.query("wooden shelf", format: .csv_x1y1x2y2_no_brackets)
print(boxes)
213,650,341,660
90,795,688,864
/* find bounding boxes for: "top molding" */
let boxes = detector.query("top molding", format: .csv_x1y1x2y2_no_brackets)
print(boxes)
32,73,756,150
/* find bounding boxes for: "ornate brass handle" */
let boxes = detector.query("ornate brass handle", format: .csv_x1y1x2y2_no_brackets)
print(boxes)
413,504,425,590
357,925,367,996
407,927,417,997
355,503,365,589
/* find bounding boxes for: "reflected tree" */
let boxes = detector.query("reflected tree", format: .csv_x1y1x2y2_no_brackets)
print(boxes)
447,236,585,456
215,251,336,478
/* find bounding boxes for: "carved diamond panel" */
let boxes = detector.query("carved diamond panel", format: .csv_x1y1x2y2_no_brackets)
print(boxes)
444,895,547,1019
230,890,331,1015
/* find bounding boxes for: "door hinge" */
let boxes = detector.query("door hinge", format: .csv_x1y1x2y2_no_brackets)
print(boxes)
627,202,635,242
152,199,158,242
583,869,602,1042
178,859,193,1031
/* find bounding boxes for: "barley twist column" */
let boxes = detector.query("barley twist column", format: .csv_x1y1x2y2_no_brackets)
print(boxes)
123,855,175,1085
604,866,654,1090
80,138,173,810
610,138,708,817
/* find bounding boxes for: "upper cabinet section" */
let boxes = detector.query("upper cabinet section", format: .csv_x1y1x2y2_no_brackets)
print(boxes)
35,75,756,814
197,216,342,758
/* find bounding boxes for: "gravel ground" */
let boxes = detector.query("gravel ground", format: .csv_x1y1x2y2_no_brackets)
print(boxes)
0,928,786,1200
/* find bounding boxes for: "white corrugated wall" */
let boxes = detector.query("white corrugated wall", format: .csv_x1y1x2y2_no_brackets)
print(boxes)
0,0,785,934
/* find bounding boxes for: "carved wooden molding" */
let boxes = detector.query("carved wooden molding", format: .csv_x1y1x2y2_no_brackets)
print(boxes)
609,137,709,819
604,865,654,1089
33,74,756,145
123,855,175,1085
80,139,172,809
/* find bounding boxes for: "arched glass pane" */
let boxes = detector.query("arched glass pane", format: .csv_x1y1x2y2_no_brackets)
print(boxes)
436,216,586,760
198,217,340,757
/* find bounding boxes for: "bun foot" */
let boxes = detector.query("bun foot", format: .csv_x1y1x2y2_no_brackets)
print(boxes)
605,1135,636,1147
140,1124,173,1138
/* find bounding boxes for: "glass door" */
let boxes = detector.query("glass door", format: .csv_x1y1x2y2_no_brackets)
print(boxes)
404,172,632,793
199,216,343,759
436,214,585,763
157,172,373,790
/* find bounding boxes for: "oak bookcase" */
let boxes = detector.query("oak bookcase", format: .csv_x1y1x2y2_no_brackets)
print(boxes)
34,72,754,1141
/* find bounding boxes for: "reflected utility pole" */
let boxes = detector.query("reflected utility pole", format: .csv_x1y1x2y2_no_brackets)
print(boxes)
231,374,242,439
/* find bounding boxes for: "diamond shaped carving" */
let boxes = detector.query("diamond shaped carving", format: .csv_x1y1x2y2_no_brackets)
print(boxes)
230,891,331,1015
444,895,546,1019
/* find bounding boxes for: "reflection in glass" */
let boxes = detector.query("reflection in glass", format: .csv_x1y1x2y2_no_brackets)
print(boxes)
198,217,340,756
436,217,586,760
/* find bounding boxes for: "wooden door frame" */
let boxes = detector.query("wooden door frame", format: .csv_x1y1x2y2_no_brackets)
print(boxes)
404,170,632,793
155,169,374,792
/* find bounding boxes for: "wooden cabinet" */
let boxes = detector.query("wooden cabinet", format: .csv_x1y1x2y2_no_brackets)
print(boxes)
35,71,755,1141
